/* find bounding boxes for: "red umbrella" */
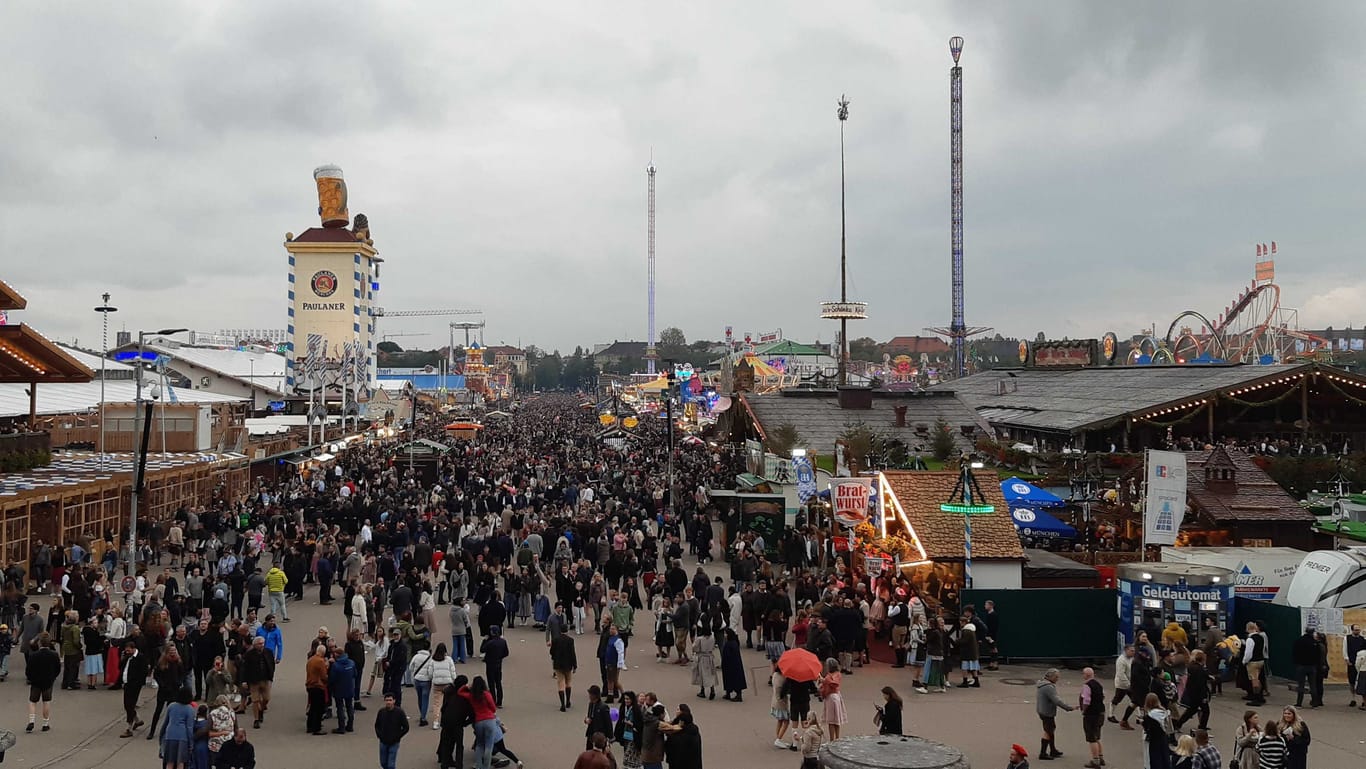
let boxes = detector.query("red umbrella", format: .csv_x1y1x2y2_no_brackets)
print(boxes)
777,648,822,682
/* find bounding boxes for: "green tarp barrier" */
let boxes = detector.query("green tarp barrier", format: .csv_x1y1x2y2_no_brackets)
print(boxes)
963,588,1118,661
1232,597,1300,680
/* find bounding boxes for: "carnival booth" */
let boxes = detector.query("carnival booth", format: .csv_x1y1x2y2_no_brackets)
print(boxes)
444,421,484,440
1115,562,1235,644
866,469,1026,596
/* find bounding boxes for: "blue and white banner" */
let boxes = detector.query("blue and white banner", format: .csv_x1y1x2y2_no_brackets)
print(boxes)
793,455,816,503
1144,450,1187,546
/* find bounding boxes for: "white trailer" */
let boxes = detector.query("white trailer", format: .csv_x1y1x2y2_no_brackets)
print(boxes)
1285,549,1366,609
1159,546,1306,604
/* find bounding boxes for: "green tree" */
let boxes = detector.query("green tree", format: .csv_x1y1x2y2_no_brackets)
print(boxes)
533,352,563,390
930,417,957,461
658,327,687,350
766,423,803,456
840,422,879,472
848,336,883,362
376,340,403,354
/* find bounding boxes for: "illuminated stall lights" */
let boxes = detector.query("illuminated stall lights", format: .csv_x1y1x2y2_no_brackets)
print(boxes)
873,472,930,564
0,341,48,374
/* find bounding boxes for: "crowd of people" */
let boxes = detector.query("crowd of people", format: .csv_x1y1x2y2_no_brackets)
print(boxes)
1,391,1361,769
1,394,760,769
1012,617,1332,769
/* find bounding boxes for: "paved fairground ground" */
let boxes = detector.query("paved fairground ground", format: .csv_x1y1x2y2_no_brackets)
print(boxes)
3,555,1364,769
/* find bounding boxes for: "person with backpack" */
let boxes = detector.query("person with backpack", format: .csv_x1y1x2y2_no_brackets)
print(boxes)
408,643,436,727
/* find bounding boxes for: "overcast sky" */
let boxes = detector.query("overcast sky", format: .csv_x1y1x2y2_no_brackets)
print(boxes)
4,2,1365,355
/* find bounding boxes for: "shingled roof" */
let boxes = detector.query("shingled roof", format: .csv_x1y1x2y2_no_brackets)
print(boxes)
881,470,1025,561
935,363,1354,434
1184,448,1314,523
742,389,987,455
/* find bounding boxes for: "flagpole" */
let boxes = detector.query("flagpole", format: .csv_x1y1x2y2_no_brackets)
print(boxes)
341,344,349,438
307,353,315,448
1140,449,1149,562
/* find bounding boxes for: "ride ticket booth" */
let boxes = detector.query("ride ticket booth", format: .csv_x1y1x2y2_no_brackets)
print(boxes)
1116,562,1235,644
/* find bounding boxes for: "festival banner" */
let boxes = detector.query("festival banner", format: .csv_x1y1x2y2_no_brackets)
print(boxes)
793,454,816,503
1144,450,1187,546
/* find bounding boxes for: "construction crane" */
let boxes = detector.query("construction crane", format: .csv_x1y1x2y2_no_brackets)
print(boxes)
381,332,429,342
369,307,481,318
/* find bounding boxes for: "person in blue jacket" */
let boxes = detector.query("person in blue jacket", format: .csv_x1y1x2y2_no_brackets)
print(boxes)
255,615,284,663
330,646,358,733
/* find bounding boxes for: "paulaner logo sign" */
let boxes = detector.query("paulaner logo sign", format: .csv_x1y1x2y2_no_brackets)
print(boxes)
311,270,338,297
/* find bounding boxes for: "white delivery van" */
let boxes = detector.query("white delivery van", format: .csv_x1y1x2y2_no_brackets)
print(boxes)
1159,546,1306,604
1284,549,1366,609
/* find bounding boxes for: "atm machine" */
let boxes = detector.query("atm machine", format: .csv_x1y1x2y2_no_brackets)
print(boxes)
1116,562,1236,644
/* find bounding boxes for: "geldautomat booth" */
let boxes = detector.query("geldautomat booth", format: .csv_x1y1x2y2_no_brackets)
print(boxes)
1116,562,1235,644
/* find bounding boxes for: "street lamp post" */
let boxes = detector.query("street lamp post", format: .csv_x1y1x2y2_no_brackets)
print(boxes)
94,294,118,461
127,327,188,577
1070,453,1099,566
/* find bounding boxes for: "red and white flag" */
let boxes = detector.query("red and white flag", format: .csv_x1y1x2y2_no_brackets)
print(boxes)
1256,244,1263,257
1271,241,1277,254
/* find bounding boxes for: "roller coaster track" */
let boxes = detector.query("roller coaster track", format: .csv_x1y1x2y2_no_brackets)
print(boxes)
1163,283,1281,364
1215,282,1280,362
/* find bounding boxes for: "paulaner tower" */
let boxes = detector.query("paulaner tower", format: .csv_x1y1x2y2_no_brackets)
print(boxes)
284,165,382,421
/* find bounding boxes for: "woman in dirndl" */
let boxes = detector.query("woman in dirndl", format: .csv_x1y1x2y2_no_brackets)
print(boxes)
763,610,788,663
105,606,127,687
818,658,847,740
921,617,947,692
769,662,794,749
957,623,981,687
81,617,106,688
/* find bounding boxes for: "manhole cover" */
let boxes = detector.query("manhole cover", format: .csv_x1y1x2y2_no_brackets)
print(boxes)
999,678,1033,686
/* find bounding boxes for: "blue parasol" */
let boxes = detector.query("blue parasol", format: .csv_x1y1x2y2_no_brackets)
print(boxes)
1009,507,1077,538
1000,478,1066,508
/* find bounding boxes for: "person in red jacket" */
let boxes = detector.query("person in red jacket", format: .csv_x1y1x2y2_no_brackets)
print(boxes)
458,676,499,769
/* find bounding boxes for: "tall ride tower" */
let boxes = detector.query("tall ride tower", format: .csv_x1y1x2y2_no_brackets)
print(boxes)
645,159,658,375
927,36,989,377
